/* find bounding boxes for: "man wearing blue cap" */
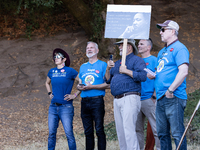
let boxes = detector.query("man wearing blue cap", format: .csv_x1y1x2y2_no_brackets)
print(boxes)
148,20,189,150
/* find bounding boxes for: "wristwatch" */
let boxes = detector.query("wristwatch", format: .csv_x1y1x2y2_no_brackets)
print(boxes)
168,88,173,94
48,92,52,95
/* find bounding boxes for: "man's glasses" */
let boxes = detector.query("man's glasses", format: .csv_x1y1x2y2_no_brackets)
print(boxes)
54,53,64,59
160,28,172,32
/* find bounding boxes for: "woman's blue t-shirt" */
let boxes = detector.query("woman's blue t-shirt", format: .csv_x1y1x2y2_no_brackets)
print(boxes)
47,66,78,104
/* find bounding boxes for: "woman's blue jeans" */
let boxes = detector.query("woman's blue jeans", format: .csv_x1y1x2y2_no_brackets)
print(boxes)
48,103,76,150
156,96,187,150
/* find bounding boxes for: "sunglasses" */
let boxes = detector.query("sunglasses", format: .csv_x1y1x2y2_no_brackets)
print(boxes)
160,28,172,32
54,53,64,59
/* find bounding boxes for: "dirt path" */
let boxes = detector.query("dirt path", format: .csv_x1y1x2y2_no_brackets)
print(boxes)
1,0,200,146
0,31,115,148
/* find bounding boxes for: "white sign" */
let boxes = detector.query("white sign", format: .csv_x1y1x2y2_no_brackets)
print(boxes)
104,5,151,39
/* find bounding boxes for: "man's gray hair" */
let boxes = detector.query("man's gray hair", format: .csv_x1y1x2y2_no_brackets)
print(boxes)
175,30,179,36
146,38,153,51
87,41,98,50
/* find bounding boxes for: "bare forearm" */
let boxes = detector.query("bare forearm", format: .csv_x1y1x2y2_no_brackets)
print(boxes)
169,64,188,91
169,73,187,91
45,82,51,93
73,90,81,98
105,69,111,80
86,83,110,90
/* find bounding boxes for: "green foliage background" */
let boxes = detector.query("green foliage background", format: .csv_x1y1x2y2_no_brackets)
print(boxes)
0,0,105,41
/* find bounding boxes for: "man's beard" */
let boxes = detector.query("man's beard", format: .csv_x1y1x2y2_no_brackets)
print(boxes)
119,49,123,56
86,52,97,58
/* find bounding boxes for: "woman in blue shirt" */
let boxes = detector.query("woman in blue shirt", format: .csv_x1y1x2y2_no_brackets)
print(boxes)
45,48,79,150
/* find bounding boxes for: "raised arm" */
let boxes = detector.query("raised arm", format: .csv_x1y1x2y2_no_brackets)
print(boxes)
105,60,114,80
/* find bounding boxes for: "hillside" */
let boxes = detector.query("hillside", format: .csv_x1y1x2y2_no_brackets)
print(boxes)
1,0,200,149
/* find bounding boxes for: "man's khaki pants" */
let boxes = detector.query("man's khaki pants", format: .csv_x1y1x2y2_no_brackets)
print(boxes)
114,94,141,150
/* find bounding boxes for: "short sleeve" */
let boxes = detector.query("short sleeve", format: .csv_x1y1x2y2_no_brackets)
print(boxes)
175,48,189,67
71,68,78,79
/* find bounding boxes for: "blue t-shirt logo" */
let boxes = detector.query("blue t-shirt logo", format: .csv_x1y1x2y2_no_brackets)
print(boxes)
85,75,95,84
157,60,164,72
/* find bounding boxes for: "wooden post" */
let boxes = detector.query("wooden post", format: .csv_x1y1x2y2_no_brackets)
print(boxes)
176,99,200,150
121,39,128,66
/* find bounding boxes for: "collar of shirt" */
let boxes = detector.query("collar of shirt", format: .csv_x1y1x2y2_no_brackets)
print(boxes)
164,39,179,48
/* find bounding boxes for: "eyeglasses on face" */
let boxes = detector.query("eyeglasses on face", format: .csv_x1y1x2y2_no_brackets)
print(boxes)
54,53,64,59
160,28,172,32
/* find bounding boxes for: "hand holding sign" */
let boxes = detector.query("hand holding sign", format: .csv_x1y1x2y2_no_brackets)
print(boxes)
121,39,128,66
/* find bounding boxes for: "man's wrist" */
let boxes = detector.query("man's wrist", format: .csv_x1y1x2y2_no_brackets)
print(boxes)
168,88,173,94
48,92,52,95
106,67,111,71
152,95,156,99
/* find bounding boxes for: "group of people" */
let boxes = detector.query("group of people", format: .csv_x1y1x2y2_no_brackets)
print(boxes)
45,19,189,150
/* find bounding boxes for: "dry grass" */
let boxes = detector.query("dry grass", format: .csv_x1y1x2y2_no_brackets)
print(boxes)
3,135,200,150
3,134,119,150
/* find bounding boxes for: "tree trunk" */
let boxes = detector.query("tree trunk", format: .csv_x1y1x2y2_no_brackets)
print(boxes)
61,0,116,57
114,0,130,4
61,0,93,36
101,0,114,8
96,0,116,57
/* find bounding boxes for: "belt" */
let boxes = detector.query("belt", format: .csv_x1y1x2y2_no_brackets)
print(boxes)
53,103,63,106
82,95,103,100
158,94,165,101
114,92,141,99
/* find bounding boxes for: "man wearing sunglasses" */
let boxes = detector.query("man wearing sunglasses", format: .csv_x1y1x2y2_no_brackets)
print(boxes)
148,20,189,150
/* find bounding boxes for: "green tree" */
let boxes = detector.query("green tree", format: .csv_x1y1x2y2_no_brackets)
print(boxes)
1,0,129,56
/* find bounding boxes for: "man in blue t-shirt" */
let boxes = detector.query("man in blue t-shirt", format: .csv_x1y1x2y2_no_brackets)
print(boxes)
77,41,109,150
105,39,147,150
136,38,160,150
148,20,189,150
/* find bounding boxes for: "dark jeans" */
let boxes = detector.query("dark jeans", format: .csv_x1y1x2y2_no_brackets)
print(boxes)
81,96,106,150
